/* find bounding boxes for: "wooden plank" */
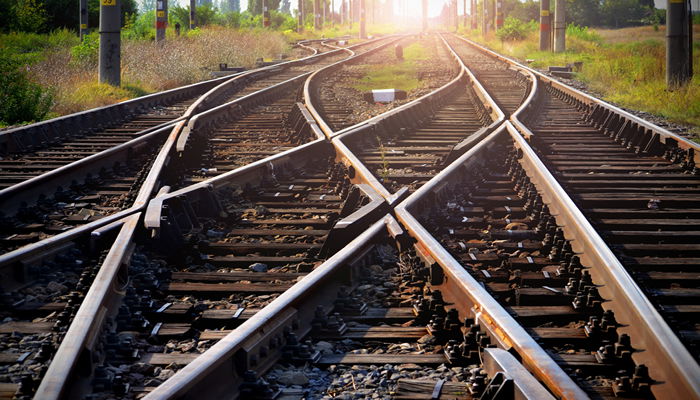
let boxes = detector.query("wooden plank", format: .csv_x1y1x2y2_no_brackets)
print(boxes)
140,353,200,366
395,379,470,399
226,229,327,236
0,321,53,334
208,256,306,267
171,271,306,282
166,281,293,294
318,327,427,340
342,308,415,322
317,354,447,365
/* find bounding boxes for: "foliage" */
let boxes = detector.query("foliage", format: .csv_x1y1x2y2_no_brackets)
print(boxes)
565,0,601,27
123,11,156,40
169,6,191,29
502,0,539,24
70,31,100,66
352,43,428,93
467,25,700,129
0,54,53,125
11,0,48,32
248,0,281,14
566,24,603,44
496,17,537,41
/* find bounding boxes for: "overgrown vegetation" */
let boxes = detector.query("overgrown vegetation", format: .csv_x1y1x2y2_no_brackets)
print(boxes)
0,56,53,126
352,42,429,92
464,24,700,131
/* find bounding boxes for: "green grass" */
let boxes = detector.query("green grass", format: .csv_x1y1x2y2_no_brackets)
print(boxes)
462,25,700,135
352,42,428,92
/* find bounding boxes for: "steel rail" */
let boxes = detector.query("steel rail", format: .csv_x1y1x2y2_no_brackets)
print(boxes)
184,37,371,120
451,34,700,399
0,122,176,214
0,118,184,273
142,214,555,400
303,35,405,139
330,32,505,201
394,123,588,400
452,34,700,162
0,74,240,157
33,213,141,400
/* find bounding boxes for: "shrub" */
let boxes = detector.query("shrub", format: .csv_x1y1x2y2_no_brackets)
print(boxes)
567,23,603,43
0,54,53,125
496,17,536,41
70,31,99,66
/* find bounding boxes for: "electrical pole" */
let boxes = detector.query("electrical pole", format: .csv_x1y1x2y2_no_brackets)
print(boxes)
298,0,304,31
453,0,458,31
553,0,565,52
463,0,467,28
322,0,326,27
79,0,88,40
331,0,335,24
471,0,477,29
263,0,271,27
189,0,196,29
539,0,551,51
666,0,692,87
359,0,366,38
156,0,167,42
495,0,502,29
314,0,321,29
482,0,488,35
99,0,120,86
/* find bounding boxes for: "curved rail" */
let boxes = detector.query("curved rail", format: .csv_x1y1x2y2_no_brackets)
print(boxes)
330,33,505,200
395,124,588,399
452,34,700,398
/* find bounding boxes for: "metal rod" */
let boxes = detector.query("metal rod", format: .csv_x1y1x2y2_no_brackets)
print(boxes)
539,0,551,51
98,0,121,86
553,0,565,52
79,0,88,39
666,0,692,87
156,0,168,42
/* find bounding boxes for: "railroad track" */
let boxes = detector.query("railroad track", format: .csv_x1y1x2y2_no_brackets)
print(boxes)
3,32,698,400
137,216,557,400
333,34,502,199
306,35,457,137
404,131,649,398
172,36,401,189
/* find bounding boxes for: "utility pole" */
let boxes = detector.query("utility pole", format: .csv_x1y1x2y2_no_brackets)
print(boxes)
463,0,467,28
156,0,167,42
553,0,565,52
79,0,88,40
422,0,428,32
359,0,366,38
666,0,692,87
298,0,304,31
189,0,196,29
99,0,120,86
539,0,551,51
314,0,321,29
322,0,326,26
263,0,271,27
471,0,477,29
482,0,488,35
495,0,502,29
453,0,459,31
331,0,335,24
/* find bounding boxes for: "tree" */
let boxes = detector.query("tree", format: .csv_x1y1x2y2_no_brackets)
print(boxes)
601,0,645,27
11,0,48,32
565,0,601,27
280,0,291,14
247,0,281,14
